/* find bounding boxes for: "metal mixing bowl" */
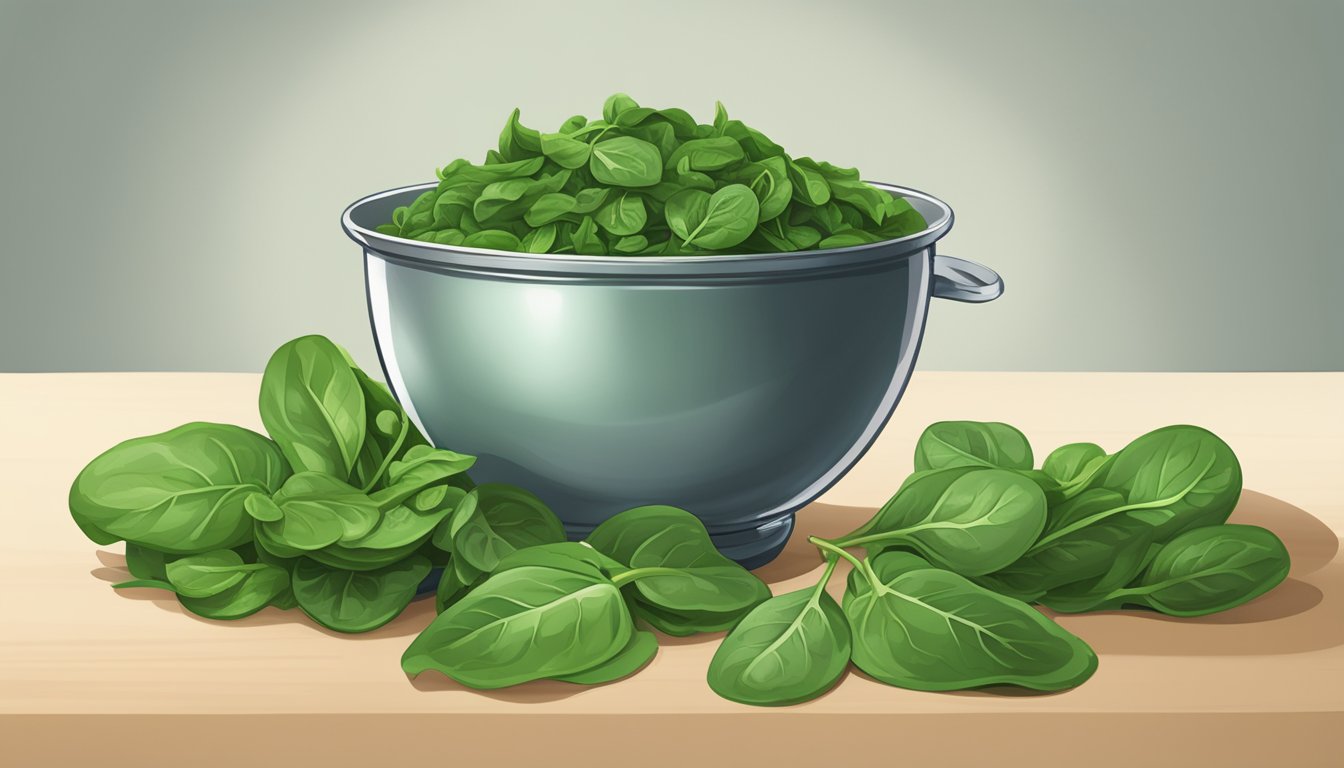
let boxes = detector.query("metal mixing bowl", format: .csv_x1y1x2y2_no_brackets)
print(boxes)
342,182,1001,568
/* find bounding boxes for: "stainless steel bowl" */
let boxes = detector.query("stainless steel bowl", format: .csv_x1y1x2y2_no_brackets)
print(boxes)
342,182,1002,568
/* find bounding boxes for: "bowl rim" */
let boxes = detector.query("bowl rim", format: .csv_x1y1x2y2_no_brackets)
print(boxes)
342,181,954,278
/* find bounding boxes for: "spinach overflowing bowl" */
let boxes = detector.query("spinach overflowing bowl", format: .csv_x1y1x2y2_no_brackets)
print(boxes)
343,95,1004,567
377,94,929,256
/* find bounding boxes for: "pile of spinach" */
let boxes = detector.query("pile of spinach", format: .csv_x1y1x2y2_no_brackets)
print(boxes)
73,372,1290,704
70,334,500,632
378,93,927,256
706,422,1290,706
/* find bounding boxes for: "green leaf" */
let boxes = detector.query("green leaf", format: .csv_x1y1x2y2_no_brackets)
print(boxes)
1109,525,1290,616
462,229,522,252
346,491,463,551
914,421,1035,472
844,556,1097,692
570,215,606,255
520,224,557,253
595,192,647,236
1086,425,1242,541
525,192,577,227
113,578,175,591
69,422,290,553
980,487,1150,603
497,107,541,161
553,630,657,685
257,472,381,553
666,184,758,249
723,120,785,160
349,368,430,492
165,550,252,597
613,234,648,254
492,541,621,579
258,335,366,479
448,484,567,572
837,468,1047,575
124,542,179,581
818,230,883,248
176,562,289,620
603,92,641,123
472,179,531,221
540,133,592,169
374,445,475,506
708,578,850,706
589,505,769,618
1042,442,1108,485
402,565,633,688
665,137,745,172
292,556,431,633
787,159,831,206
589,136,662,188
738,157,792,222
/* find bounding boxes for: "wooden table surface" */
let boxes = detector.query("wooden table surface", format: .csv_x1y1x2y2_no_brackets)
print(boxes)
2,372,1341,766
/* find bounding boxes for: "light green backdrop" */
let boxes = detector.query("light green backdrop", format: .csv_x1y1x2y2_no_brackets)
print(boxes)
1,0,1339,373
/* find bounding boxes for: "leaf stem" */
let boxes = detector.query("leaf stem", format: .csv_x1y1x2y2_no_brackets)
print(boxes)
609,566,683,588
360,414,410,493
810,554,840,600
808,537,863,571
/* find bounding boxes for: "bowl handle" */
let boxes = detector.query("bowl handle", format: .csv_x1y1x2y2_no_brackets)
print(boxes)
932,255,1003,303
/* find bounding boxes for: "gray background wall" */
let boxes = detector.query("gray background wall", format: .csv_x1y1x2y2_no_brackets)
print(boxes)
1,0,1339,373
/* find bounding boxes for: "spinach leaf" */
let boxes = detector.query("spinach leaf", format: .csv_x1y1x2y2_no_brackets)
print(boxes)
667,184,758,249
525,192,577,226
707,558,849,706
446,484,567,572
595,192,647,236
259,335,365,479
348,369,428,492
472,179,531,221
843,553,1097,692
979,487,1143,601
402,565,632,688
1042,442,1107,485
787,159,830,206
124,542,180,581
540,133,591,169
570,215,606,255
1108,525,1290,616
588,505,770,618
176,562,289,621
613,234,649,254
254,472,381,553
165,550,255,597
665,137,744,172
589,136,662,188
491,541,623,579
369,444,475,509
552,630,657,685
497,108,541,161
69,422,290,553
520,224,557,253
914,421,1035,472
462,229,522,251
1085,425,1242,542
293,556,431,633
737,156,791,222
833,468,1047,576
